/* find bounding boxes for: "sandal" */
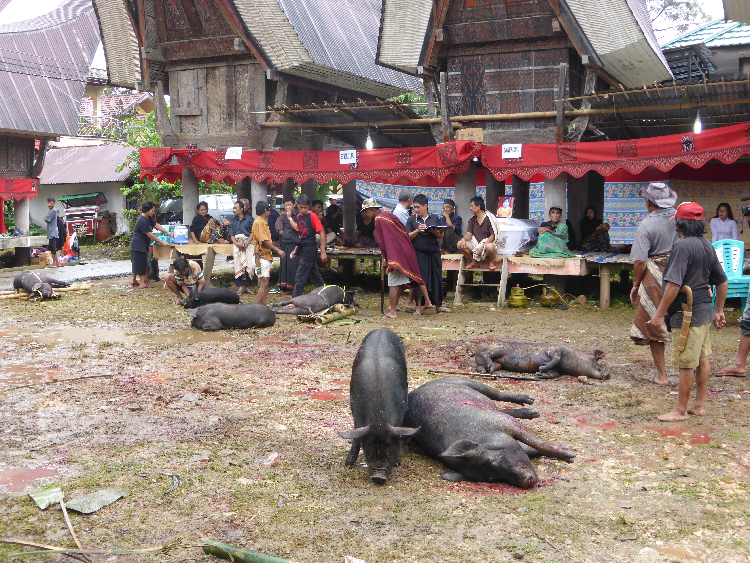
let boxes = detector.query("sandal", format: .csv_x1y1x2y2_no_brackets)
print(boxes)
138,284,153,289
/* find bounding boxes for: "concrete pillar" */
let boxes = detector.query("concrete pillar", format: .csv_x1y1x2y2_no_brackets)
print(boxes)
302,179,317,202
511,175,530,219
342,179,356,238
251,179,267,216
236,178,251,204
454,162,477,222
281,178,296,203
542,173,567,221
14,196,30,234
182,168,199,227
485,171,503,216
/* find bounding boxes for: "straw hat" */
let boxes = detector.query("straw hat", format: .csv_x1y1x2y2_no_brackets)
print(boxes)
640,181,677,208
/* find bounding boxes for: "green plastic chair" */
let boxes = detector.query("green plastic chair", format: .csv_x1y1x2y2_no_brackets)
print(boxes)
712,239,750,312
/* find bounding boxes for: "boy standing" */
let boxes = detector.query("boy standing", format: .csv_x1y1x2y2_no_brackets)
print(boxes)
290,194,326,297
44,197,60,268
252,200,285,305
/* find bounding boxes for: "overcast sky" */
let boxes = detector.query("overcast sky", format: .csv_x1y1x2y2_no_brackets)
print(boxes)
0,0,731,71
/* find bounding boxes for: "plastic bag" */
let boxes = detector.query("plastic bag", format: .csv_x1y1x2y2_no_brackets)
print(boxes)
70,232,79,252
62,235,71,255
494,218,539,255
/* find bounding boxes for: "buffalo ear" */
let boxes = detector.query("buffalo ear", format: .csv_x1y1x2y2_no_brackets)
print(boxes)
593,349,605,360
337,425,370,440
441,470,467,482
388,425,420,437
440,439,480,459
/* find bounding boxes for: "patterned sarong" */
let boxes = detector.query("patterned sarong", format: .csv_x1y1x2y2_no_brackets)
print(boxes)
233,234,255,279
630,255,671,345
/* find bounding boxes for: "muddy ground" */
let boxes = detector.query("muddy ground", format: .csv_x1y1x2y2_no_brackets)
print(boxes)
1,273,749,563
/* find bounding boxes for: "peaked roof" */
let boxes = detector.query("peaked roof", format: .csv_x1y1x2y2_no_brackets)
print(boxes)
92,0,420,98
377,0,672,87
80,92,153,118
0,0,101,137
234,0,420,97
563,0,672,86
40,143,133,184
661,19,750,49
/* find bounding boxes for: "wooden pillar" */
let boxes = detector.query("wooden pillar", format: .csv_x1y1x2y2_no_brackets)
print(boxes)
251,180,267,216
454,162,476,222
511,175,530,219
302,179,317,202
236,178,251,204
281,178,296,203
567,174,587,243
342,179,356,238
599,266,611,310
182,168,199,227
485,171,503,216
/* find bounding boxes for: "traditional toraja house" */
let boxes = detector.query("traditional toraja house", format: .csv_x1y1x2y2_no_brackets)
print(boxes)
92,0,422,228
0,0,100,263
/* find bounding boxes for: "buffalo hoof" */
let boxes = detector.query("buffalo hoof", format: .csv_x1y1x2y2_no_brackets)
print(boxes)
369,471,388,485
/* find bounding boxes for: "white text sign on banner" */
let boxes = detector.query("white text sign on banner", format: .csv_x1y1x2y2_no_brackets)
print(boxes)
226,146,243,159
502,144,522,159
339,150,357,165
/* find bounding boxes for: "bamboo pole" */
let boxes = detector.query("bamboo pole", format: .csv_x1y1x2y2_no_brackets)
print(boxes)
313,307,356,326
258,98,750,129
0,285,92,300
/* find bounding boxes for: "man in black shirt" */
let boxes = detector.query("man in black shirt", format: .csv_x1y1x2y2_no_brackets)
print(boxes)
648,202,728,422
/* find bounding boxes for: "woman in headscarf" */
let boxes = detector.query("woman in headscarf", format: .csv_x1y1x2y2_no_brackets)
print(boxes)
578,206,611,252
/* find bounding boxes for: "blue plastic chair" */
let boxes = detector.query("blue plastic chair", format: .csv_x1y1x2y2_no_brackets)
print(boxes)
712,239,750,312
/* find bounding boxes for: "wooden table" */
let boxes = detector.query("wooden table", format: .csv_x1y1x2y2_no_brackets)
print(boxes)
326,248,384,312
581,252,635,310
152,242,234,286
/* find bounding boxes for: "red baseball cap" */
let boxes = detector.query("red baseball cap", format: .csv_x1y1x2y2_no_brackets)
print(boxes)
671,201,704,221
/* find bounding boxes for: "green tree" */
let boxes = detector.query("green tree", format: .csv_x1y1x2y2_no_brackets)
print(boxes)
391,91,429,117
648,0,711,37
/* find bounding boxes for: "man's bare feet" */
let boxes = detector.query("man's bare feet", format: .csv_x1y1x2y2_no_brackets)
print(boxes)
384,312,397,319
715,366,747,377
657,410,689,422
687,405,706,416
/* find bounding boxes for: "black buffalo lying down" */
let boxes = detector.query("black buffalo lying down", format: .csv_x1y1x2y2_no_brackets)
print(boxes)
271,285,354,315
13,271,70,300
475,340,608,380
180,286,240,308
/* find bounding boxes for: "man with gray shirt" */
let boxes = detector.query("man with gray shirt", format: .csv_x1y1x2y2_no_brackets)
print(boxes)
44,197,60,269
629,182,678,385
393,189,412,227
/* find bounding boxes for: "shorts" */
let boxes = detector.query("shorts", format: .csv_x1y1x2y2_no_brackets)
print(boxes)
131,250,148,276
388,269,410,287
47,237,58,253
257,258,272,279
673,322,711,369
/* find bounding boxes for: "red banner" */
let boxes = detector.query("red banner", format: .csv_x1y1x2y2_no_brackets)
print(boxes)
140,142,480,185
482,122,750,181
0,178,39,201
139,122,750,186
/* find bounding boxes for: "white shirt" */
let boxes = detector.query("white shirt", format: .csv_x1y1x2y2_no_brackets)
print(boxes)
709,217,739,242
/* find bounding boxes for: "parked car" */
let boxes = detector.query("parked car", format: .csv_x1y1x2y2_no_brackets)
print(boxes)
156,194,236,225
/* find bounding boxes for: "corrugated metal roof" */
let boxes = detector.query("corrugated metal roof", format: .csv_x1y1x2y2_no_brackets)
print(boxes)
273,0,421,96
565,0,673,86
585,79,750,140
40,144,133,184
377,0,433,74
662,19,750,49
91,0,140,89
0,0,101,136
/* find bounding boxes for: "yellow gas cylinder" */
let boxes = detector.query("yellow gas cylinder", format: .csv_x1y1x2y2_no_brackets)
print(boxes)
540,285,560,307
508,284,528,308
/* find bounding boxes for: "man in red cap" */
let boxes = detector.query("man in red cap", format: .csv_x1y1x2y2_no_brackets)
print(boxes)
647,202,728,422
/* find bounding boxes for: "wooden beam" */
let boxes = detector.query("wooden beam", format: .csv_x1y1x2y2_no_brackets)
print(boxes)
556,62,568,143
439,71,451,142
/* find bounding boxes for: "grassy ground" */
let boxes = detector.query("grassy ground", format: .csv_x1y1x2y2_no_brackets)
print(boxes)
0,274,749,562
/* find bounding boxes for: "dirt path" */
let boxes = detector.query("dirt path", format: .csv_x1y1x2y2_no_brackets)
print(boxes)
1,278,749,562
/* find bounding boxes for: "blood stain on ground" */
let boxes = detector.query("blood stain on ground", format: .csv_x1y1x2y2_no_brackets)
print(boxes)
0,466,59,492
